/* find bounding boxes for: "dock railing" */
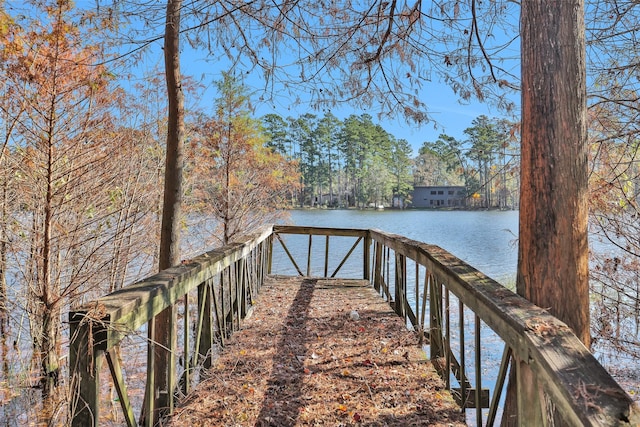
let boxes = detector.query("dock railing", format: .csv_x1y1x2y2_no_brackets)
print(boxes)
69,225,640,426
69,225,273,426
365,228,639,426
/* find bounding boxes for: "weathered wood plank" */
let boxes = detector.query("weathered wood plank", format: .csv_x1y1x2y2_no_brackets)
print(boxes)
169,276,466,426
451,387,490,409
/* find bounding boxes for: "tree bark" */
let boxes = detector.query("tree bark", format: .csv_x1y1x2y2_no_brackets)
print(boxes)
160,0,184,271
0,182,7,319
505,0,589,423
147,0,184,423
519,0,589,346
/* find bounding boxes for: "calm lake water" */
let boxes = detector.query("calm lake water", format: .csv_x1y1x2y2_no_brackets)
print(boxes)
285,208,519,287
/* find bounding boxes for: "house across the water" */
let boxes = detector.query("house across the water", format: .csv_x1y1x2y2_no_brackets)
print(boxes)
412,185,467,208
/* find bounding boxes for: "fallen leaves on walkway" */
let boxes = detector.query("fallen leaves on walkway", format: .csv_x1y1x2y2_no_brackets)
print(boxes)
169,276,465,426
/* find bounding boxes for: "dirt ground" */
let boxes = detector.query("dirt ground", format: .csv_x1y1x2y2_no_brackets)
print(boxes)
168,276,465,427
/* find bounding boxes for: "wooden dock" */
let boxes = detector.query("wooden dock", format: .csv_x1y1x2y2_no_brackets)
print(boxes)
70,225,639,426
168,276,465,426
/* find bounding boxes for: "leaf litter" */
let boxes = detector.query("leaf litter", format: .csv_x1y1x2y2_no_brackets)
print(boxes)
169,276,465,426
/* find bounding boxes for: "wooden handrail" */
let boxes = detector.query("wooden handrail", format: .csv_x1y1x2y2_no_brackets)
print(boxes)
367,228,640,426
69,225,273,426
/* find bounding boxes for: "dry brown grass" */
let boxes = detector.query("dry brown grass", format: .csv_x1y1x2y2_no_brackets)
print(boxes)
169,276,465,427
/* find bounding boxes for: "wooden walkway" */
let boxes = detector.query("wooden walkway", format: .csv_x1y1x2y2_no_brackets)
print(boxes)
168,276,465,426
70,226,640,426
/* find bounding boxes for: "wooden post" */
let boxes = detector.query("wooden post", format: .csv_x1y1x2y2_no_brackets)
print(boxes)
415,262,419,330
234,262,241,329
234,260,241,323
324,235,329,277
168,305,176,413
429,277,444,360
394,253,401,316
267,234,273,275
306,234,312,276
69,313,104,427
401,255,407,319
364,233,371,280
474,314,482,426
197,279,213,367
385,247,390,296
264,238,271,282
182,292,190,395
373,242,383,293
444,287,451,390
146,306,176,424
144,317,155,427
239,259,247,318
516,357,544,425
418,269,429,345
255,243,262,291
394,253,406,318
247,254,255,305
222,270,232,335
458,299,467,410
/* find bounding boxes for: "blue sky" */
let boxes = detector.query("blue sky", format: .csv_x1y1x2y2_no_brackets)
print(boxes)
250,82,508,153
118,3,521,155
6,0,520,154
179,46,518,155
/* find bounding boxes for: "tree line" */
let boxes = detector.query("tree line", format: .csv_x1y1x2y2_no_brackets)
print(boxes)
262,112,413,208
262,112,521,209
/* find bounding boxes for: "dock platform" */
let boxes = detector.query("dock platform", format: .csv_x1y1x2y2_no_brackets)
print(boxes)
169,276,465,426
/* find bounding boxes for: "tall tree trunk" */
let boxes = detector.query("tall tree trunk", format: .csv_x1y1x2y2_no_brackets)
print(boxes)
224,125,232,245
0,181,7,319
504,0,588,424
34,81,62,397
519,0,589,348
147,0,184,423
328,151,334,206
160,0,184,270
